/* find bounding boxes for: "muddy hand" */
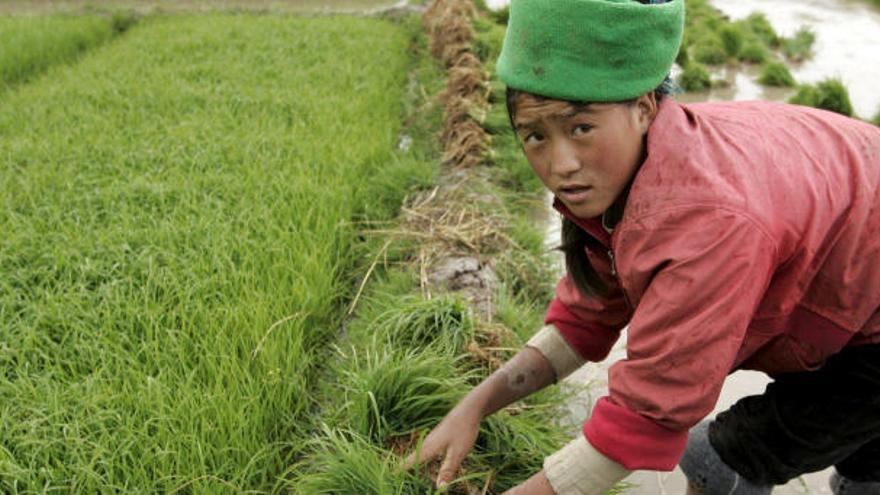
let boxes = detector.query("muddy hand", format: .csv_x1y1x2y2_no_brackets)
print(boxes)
402,402,482,489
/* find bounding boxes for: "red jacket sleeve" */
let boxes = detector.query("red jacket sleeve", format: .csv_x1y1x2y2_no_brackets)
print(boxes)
545,250,632,362
583,208,778,471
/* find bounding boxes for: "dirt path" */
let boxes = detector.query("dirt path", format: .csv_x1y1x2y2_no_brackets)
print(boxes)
0,0,406,14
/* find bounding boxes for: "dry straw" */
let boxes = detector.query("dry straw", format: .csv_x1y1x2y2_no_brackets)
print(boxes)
424,0,491,169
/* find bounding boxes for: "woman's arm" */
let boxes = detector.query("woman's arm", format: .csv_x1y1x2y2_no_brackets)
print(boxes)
404,344,557,488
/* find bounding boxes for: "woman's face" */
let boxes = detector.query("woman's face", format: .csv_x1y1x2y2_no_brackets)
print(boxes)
512,92,657,219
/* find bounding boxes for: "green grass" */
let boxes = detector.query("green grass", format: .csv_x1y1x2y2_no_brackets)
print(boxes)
0,13,131,90
788,78,854,117
0,14,426,492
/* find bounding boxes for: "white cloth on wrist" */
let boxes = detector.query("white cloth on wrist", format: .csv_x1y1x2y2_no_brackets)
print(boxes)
525,325,586,381
544,435,631,495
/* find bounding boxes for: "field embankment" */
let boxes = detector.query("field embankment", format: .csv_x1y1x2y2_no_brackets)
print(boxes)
285,1,603,493
0,14,424,492
0,14,134,90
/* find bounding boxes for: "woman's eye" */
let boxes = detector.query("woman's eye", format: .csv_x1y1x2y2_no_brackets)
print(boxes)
523,132,544,145
573,124,593,136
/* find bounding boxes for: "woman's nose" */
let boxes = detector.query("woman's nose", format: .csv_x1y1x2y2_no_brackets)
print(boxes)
549,139,581,176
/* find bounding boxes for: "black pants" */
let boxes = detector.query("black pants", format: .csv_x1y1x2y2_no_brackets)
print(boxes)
709,344,880,485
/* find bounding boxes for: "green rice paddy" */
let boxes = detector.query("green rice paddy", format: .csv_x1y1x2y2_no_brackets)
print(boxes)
0,13,425,492
0,14,128,89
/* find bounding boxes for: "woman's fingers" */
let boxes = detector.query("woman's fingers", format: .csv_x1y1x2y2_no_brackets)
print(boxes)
401,440,439,472
436,446,466,488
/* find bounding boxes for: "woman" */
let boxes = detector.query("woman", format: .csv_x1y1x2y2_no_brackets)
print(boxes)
406,0,880,493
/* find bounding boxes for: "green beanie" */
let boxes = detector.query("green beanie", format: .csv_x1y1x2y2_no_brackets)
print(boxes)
496,0,685,102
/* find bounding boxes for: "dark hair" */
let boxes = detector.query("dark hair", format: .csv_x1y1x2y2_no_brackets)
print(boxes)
505,77,674,297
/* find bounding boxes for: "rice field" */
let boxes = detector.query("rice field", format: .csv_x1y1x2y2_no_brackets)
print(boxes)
0,14,131,90
0,13,424,492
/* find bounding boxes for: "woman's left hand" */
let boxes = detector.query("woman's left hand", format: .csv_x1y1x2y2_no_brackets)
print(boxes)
502,470,556,495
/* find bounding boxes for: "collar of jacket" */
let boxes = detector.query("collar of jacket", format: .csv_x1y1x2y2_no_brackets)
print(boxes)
552,197,612,248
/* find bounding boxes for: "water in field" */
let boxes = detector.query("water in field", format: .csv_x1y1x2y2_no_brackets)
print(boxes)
679,0,880,120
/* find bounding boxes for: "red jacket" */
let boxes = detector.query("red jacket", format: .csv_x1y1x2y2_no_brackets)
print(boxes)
545,99,880,471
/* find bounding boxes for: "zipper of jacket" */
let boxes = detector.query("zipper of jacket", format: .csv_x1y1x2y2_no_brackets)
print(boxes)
607,243,633,309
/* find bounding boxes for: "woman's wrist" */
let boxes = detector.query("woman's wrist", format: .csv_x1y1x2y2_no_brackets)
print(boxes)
465,346,556,419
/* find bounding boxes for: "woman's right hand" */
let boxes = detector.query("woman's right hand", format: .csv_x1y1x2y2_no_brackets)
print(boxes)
402,346,557,489
403,399,483,489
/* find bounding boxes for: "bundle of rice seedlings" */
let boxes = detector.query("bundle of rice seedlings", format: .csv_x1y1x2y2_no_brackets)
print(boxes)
692,35,727,65
452,51,483,70
442,65,490,103
782,26,816,62
719,24,744,58
338,348,471,444
372,293,476,354
757,62,796,87
289,426,432,494
424,0,478,67
678,63,712,91
738,41,769,63
472,406,568,492
442,119,490,168
740,12,780,48
440,42,475,69
789,78,854,117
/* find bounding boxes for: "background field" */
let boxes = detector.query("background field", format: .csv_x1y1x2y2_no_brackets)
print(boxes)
0,13,423,492
0,14,126,89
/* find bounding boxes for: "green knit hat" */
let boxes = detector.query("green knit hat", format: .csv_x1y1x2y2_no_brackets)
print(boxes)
496,0,685,102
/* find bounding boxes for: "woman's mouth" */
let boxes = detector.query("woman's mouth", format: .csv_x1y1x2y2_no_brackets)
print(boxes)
557,185,593,203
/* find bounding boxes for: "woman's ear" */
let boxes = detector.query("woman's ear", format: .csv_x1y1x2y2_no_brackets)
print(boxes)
634,92,659,133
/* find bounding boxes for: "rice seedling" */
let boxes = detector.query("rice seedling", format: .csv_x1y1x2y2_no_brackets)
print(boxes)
738,41,769,64
473,405,567,491
758,61,796,87
0,14,417,491
719,24,744,58
335,348,471,444
288,426,435,495
739,12,779,48
0,14,129,89
373,294,475,354
678,62,713,91
782,26,816,62
788,78,854,117
691,34,728,65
